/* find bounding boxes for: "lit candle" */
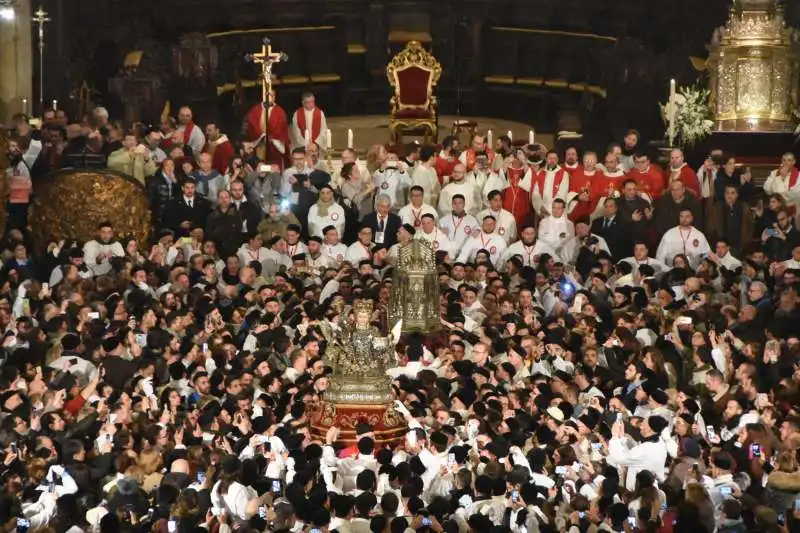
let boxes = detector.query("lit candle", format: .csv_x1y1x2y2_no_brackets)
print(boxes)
304,129,310,145
326,129,332,150
670,79,676,100
668,79,677,146
487,130,493,147
22,98,27,115
529,130,535,145
347,128,354,149
52,99,57,111
507,130,513,141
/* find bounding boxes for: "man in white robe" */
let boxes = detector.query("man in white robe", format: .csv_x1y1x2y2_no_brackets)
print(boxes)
620,242,669,279
440,195,479,248
476,190,517,243
439,163,481,217
289,92,329,150
536,199,575,255
656,207,711,269
764,152,800,219
398,186,437,228
502,223,540,268
176,106,206,156
531,151,569,216
415,213,455,258
456,215,508,269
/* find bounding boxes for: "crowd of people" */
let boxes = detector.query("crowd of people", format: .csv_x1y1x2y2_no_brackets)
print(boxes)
0,95,799,533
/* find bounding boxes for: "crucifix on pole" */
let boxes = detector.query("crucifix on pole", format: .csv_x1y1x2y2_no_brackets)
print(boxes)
32,6,50,118
245,37,288,157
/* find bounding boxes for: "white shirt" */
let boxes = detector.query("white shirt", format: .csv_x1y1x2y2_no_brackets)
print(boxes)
411,165,441,206
373,168,412,211
476,208,517,243
284,241,309,259
176,124,206,156
398,202,438,228
290,107,329,149
502,240,540,268
557,233,610,264
537,215,575,250
308,202,346,239
714,252,742,271
345,241,373,264
323,242,348,263
83,240,125,276
607,437,668,491
656,226,711,269
440,212,479,248
764,168,800,206
280,165,311,200
620,256,670,277
415,227,456,258
457,231,508,268
439,180,481,217
237,245,271,268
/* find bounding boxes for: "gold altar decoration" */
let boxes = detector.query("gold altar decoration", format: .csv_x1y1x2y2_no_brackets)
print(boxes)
388,239,440,333
386,40,442,144
29,169,150,251
707,0,800,132
320,299,396,405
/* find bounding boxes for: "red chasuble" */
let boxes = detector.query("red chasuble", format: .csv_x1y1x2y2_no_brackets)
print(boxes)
295,106,323,142
503,167,532,226
567,168,597,222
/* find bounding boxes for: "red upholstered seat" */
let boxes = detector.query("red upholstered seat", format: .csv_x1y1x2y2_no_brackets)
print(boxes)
395,108,433,119
396,66,432,107
386,41,442,144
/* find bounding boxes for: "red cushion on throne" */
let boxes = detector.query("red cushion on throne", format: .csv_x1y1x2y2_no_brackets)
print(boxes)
395,108,433,119
396,66,432,107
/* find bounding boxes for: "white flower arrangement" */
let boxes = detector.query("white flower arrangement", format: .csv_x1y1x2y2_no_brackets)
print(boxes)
659,85,715,149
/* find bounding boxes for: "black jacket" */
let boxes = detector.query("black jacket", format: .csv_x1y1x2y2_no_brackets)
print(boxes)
233,199,263,237
163,195,212,234
206,206,244,258
591,216,632,261
147,171,180,226
361,211,402,250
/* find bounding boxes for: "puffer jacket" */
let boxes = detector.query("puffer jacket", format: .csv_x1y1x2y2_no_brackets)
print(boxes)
765,469,800,511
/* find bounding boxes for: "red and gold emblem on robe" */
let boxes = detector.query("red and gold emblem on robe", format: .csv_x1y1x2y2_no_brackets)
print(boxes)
464,226,471,234
381,182,389,189
490,246,497,254
693,239,699,248
498,227,506,236
432,241,439,249
331,213,339,221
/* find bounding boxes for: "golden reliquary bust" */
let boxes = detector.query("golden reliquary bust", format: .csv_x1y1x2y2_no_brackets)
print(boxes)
320,299,399,405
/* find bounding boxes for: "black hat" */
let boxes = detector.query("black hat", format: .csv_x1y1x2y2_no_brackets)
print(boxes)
430,432,447,447
647,415,668,435
101,336,121,353
650,389,669,405
61,333,81,351
401,223,416,236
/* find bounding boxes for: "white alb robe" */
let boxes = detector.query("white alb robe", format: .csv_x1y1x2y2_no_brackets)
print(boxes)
656,226,711,269
440,212,479,248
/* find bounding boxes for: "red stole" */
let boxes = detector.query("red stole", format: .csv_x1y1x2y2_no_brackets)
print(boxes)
668,165,700,197
503,167,531,226
464,149,495,172
628,166,665,200
534,167,567,197
182,122,196,145
568,169,596,222
789,168,799,189
435,155,457,184
590,172,624,202
295,107,323,141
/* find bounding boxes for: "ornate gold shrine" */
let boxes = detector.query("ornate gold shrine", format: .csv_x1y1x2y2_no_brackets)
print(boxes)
388,239,440,333
707,0,800,132
29,169,150,251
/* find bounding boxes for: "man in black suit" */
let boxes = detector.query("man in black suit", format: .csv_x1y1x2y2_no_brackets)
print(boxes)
361,193,402,250
591,197,631,261
164,177,212,235
230,178,263,240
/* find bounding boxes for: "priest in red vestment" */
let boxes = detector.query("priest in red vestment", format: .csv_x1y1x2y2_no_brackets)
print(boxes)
203,123,235,175
502,155,533,227
435,136,460,184
175,106,206,156
666,148,700,197
562,146,581,175
567,151,600,222
458,134,495,172
627,153,665,202
289,92,328,150
245,90,290,167
590,154,627,216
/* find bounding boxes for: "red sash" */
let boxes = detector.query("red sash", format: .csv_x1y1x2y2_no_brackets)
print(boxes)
183,122,196,145
465,149,496,171
789,168,799,189
296,107,323,141
535,168,567,197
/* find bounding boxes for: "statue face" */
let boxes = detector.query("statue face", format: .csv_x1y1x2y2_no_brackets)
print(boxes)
355,310,370,327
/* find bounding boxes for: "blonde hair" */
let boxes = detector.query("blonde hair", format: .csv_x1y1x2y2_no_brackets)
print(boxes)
138,449,163,475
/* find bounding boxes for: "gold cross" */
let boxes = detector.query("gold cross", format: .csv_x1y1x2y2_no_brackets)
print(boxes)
250,40,286,103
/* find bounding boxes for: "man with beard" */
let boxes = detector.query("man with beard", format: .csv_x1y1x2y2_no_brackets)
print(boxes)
82,222,125,277
143,128,167,164
619,129,640,172
203,122,235,175
458,134,495,172
532,151,569,217
48,248,93,287
503,223,539,268
562,146,581,174
666,148,700,198
439,163,480,217
175,106,206,156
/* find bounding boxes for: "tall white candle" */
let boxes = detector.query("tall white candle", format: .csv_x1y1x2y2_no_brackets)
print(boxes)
326,129,332,150
529,130,535,145
670,79,676,99
347,128,354,149
507,130,513,141
52,99,57,111
304,129,311,145
668,79,677,146
22,98,27,115
487,130,493,147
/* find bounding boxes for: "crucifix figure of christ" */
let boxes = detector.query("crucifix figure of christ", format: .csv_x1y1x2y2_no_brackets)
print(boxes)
245,38,289,162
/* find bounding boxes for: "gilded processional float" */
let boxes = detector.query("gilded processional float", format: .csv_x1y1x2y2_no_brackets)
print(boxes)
310,240,440,446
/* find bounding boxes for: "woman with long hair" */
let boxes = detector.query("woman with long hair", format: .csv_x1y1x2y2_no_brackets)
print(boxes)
339,162,375,242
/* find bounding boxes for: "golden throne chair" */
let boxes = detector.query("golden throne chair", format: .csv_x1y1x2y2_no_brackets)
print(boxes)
386,41,442,144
